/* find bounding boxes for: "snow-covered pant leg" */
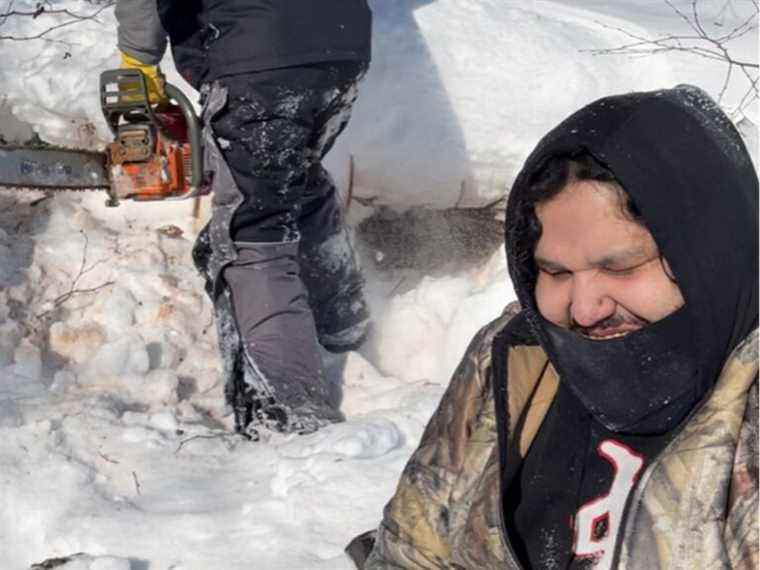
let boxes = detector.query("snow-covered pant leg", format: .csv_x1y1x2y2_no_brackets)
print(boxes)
298,165,370,352
288,64,371,351
195,62,368,434
222,241,343,428
216,64,370,345
193,83,337,435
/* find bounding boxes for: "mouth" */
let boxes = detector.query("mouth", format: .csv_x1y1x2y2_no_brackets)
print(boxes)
568,312,650,340
579,328,640,340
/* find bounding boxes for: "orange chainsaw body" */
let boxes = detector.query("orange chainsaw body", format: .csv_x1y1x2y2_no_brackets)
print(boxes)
106,109,192,202
100,69,205,206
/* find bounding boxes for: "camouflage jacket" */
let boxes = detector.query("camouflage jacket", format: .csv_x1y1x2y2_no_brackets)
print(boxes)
352,308,758,569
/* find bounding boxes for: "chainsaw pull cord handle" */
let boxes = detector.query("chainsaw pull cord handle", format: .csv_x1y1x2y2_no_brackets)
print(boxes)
164,83,204,197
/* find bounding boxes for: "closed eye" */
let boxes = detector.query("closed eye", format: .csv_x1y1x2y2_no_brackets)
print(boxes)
600,257,657,276
539,267,571,278
601,266,637,276
535,256,570,277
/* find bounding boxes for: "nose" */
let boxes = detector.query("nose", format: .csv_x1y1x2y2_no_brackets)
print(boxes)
569,274,616,328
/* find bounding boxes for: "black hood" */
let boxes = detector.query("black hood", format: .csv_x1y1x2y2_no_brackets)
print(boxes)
505,85,758,410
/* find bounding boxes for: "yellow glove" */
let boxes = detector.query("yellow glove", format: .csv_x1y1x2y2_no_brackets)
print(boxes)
120,51,168,105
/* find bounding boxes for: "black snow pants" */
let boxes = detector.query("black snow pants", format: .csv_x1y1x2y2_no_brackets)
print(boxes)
193,62,370,436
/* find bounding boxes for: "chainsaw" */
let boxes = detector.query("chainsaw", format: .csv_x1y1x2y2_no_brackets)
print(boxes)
0,69,207,206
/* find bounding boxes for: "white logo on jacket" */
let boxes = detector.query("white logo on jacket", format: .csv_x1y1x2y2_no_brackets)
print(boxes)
573,439,645,569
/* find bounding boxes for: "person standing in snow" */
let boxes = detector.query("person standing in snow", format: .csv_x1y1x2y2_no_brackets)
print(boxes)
114,1,372,435
347,85,758,569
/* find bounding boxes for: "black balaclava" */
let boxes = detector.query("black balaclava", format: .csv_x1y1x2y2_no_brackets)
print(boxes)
505,85,758,435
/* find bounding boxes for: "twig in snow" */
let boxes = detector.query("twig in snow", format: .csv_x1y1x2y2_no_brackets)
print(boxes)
98,451,119,464
175,431,239,454
132,471,141,495
36,230,115,319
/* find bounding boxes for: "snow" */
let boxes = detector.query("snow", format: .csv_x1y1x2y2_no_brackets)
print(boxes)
0,1,755,569
325,0,677,208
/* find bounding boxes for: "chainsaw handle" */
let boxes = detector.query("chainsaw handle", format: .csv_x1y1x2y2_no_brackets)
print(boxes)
164,82,204,198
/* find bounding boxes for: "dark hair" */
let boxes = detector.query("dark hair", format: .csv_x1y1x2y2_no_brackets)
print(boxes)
510,152,652,291
525,152,644,247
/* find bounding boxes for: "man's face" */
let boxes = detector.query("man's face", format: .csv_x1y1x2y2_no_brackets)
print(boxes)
533,179,685,339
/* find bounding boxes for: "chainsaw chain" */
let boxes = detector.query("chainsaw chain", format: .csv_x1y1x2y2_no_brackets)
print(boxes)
0,142,109,194
0,184,103,194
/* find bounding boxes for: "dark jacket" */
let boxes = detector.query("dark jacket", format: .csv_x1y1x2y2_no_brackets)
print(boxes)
159,0,372,88
354,307,758,569
352,85,759,568
117,0,371,88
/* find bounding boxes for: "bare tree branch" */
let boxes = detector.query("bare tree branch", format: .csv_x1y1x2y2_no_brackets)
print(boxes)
714,10,757,43
585,0,759,115
0,0,113,43
132,471,141,495
718,61,734,102
665,0,702,35
715,0,737,22
690,0,709,39
736,72,760,111
0,6,108,20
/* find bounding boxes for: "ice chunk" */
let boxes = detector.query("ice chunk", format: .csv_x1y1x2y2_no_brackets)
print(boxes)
0,320,21,366
13,339,42,381
342,351,385,388
50,369,78,394
149,409,179,431
0,399,22,428
0,342,13,367
96,287,138,332
49,321,106,365
142,369,180,407
6,279,31,305
0,100,34,143
280,418,403,460
328,419,403,459
91,336,150,377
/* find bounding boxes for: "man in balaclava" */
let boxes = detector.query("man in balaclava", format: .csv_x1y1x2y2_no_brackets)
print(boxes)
347,85,758,569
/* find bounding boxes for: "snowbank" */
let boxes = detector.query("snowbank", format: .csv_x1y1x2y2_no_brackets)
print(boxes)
2,0,676,208
326,0,677,208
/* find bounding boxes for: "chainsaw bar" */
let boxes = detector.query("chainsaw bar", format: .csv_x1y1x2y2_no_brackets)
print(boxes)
0,146,110,193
